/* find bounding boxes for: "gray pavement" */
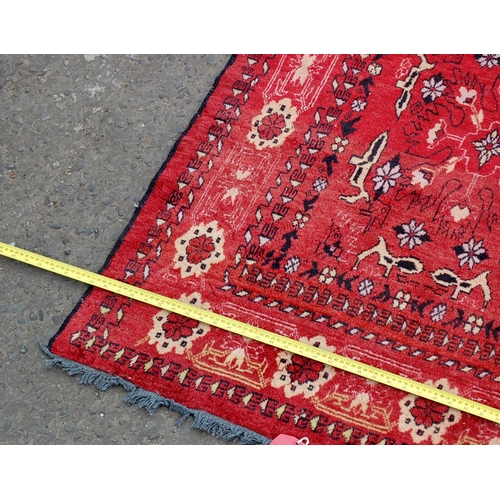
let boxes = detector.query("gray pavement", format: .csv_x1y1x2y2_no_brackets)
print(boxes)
0,54,240,444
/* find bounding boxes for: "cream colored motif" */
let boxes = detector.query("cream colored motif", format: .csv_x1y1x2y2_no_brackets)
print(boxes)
353,236,424,277
339,131,389,204
395,54,435,117
451,205,470,222
271,335,335,398
190,342,269,390
173,221,225,278
314,391,396,436
146,292,211,355
430,268,491,310
398,378,462,444
292,55,317,85
261,55,339,115
247,98,298,150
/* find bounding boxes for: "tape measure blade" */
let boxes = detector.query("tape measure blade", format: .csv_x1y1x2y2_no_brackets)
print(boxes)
2,241,500,425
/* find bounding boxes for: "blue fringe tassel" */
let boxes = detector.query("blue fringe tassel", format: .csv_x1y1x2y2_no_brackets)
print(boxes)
37,340,271,445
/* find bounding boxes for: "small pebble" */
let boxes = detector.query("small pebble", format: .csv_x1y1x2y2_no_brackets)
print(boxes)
88,404,99,414
51,315,63,325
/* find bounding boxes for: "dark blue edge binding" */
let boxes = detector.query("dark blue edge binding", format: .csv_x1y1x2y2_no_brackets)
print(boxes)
41,55,270,444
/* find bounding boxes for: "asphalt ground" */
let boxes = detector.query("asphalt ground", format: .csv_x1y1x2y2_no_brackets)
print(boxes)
0,54,239,445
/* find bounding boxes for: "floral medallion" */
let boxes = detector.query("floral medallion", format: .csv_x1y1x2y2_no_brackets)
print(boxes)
271,335,335,398
247,98,298,150
398,378,462,444
147,292,211,355
174,221,225,278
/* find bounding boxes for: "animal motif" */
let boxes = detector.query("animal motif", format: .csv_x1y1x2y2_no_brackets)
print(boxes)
353,236,424,277
431,268,491,310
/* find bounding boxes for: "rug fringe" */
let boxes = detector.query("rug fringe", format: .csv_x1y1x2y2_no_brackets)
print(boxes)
38,341,270,445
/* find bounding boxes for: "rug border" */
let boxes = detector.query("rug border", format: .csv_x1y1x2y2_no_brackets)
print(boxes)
47,54,237,352
41,54,273,444
38,342,270,444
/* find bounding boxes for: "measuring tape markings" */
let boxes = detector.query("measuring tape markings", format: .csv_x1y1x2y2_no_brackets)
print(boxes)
1,241,500,425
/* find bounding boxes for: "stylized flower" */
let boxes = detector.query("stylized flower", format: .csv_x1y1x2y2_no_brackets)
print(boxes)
368,63,382,76
174,221,225,278
248,98,298,150
286,355,324,384
318,267,336,285
257,113,286,141
372,161,401,195
147,292,211,355
313,177,328,192
456,87,477,106
185,234,215,264
472,130,500,169
454,238,488,269
358,278,374,296
351,99,366,112
464,314,484,335
430,303,447,322
160,313,199,342
284,256,301,274
421,76,446,102
410,398,449,428
292,212,310,229
476,54,500,68
331,136,349,153
398,378,461,444
395,219,430,250
393,290,411,311
271,335,335,398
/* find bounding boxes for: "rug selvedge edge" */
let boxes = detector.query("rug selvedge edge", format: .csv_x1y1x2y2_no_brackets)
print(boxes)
38,340,271,445
46,54,239,352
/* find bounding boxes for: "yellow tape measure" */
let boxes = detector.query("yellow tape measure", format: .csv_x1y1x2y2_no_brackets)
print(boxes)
1,240,500,426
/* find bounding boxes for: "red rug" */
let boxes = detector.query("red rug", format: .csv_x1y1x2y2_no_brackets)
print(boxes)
46,54,500,444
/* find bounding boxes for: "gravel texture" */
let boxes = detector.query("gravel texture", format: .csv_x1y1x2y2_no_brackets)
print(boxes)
0,54,238,445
